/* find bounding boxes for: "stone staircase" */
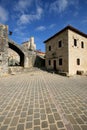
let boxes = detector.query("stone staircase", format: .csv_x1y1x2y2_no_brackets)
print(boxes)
8,67,39,75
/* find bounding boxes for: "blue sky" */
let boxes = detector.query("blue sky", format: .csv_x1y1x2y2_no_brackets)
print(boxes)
0,0,87,52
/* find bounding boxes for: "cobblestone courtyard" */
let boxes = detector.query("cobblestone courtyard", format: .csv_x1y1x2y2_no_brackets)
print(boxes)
0,69,87,130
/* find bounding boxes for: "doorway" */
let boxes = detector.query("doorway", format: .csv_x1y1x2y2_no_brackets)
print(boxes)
53,60,56,70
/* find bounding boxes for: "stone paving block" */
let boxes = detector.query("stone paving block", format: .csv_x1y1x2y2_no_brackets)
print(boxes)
66,115,77,124
52,108,57,112
46,108,52,114
34,109,39,113
48,115,55,124
49,124,57,130
50,104,56,108
73,125,81,130
7,112,14,117
8,127,16,130
84,112,87,116
17,124,24,130
26,122,32,129
28,109,33,115
75,109,82,114
80,115,87,122
54,113,61,120
34,113,40,118
0,116,5,122
10,117,19,126
2,111,8,116
15,110,21,116
4,118,11,124
0,125,8,130
34,126,40,130
41,121,48,128
40,109,45,113
57,121,64,128
34,119,40,125
20,112,26,118
41,114,46,120
76,118,84,124
72,113,79,118
27,116,33,122
22,107,27,111
19,118,25,123
81,125,87,130
40,105,44,108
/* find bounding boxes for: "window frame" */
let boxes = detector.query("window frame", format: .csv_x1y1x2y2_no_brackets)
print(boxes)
77,58,80,65
58,40,62,48
74,39,77,47
48,45,51,51
81,41,84,48
59,58,62,66
48,60,51,65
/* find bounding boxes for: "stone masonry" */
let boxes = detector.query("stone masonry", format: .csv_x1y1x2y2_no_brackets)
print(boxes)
0,24,37,75
44,25,87,76
0,24,8,75
0,69,87,130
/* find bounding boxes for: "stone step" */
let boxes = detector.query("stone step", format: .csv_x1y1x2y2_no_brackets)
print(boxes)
8,67,39,75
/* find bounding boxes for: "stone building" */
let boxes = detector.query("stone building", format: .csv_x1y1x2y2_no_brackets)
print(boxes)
35,50,45,68
0,24,36,76
22,37,36,51
44,25,87,76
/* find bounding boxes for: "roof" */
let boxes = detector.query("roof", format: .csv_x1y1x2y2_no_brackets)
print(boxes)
44,25,87,43
36,50,45,54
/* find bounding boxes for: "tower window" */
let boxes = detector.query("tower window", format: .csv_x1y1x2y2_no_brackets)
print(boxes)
49,46,51,51
74,39,77,46
58,41,62,48
77,59,80,65
59,58,62,65
81,41,84,48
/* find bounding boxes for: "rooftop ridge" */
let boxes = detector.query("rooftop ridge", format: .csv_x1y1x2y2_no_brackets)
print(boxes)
44,25,87,43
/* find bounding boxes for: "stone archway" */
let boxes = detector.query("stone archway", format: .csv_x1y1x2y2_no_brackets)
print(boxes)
8,41,25,67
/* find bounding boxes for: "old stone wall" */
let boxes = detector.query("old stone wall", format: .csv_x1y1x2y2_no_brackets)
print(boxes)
0,24,8,76
0,24,37,75
68,30,87,75
45,30,68,72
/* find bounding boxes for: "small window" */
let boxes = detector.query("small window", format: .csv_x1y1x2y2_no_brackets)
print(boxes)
74,39,77,46
59,58,62,65
77,59,80,65
58,41,62,48
49,46,51,51
81,41,84,48
49,60,51,65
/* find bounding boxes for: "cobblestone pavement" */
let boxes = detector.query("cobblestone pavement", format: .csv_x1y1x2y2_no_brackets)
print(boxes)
0,69,87,130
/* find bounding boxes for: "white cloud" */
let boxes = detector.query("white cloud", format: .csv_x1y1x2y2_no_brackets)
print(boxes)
35,23,56,31
49,0,79,13
36,26,46,31
17,7,43,25
0,6,8,22
50,0,68,13
14,0,32,13
49,24,56,29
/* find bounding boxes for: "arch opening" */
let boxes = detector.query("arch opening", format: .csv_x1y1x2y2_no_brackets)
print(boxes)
8,42,24,67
